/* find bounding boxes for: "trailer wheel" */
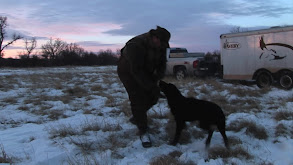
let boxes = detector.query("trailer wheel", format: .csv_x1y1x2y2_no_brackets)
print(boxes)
256,71,273,88
175,68,186,80
279,71,293,90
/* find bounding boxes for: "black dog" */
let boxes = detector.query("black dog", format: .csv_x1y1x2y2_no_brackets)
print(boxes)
159,80,229,149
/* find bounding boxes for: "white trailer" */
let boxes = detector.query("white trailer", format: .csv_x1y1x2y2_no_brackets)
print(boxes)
220,26,293,89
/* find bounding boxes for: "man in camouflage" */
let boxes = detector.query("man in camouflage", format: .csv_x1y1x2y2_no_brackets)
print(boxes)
117,26,171,148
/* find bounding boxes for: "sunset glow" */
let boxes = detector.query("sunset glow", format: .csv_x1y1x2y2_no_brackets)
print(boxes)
1,0,292,58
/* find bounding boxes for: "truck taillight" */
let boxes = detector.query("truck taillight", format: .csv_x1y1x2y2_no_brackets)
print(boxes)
193,60,199,68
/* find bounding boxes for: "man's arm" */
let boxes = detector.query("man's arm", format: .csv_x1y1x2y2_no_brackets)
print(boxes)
126,43,156,91
153,44,168,81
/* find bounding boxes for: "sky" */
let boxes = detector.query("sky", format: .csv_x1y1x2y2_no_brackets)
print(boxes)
0,0,292,58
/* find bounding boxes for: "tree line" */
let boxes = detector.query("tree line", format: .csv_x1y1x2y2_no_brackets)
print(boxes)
0,16,119,67
1,16,224,68
0,49,119,67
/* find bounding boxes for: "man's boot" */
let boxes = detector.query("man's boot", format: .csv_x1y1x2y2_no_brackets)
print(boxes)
140,132,152,148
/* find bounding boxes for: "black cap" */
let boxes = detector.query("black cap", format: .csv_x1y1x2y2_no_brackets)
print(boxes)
150,26,171,43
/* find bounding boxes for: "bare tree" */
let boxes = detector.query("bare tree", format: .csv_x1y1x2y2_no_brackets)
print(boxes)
116,48,121,57
41,38,67,60
24,37,37,58
230,26,249,33
64,43,84,55
0,16,23,58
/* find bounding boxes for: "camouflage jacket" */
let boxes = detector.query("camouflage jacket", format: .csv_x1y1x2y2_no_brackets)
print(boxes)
120,32,167,91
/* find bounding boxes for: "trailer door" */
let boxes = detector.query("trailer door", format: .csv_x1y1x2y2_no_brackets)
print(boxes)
221,35,256,80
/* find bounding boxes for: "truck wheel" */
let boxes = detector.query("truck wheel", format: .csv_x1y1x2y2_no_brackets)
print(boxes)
175,68,186,80
256,71,273,88
279,71,293,90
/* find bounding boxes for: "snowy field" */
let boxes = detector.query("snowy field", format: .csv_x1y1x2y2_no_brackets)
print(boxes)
0,66,293,165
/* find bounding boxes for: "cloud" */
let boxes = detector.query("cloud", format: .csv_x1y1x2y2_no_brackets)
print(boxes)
3,1,291,34
5,45,24,50
76,41,116,47
1,0,292,57
226,0,292,17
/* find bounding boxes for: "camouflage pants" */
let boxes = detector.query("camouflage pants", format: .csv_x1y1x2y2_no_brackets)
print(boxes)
117,57,158,134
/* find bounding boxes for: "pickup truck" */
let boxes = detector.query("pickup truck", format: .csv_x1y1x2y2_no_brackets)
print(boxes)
165,48,205,80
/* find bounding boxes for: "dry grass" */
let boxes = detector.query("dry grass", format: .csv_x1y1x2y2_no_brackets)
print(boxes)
66,153,100,165
46,124,79,139
168,150,183,158
101,122,122,132
204,78,226,92
164,119,176,142
104,94,118,107
0,75,18,91
1,67,292,164
80,118,122,134
228,136,243,146
186,86,199,98
18,105,30,111
149,107,169,120
191,128,206,139
64,86,88,98
118,100,132,117
2,97,18,104
246,125,268,140
23,95,70,106
227,120,268,140
228,98,261,114
96,133,129,153
150,155,181,165
229,88,250,97
199,86,210,95
275,123,288,137
0,144,13,164
274,111,293,121
48,110,68,120
90,84,103,92
106,134,128,149
81,119,101,133
69,137,96,153
164,118,206,145
208,145,252,160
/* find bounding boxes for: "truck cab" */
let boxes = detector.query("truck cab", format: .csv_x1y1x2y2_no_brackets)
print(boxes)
165,48,205,80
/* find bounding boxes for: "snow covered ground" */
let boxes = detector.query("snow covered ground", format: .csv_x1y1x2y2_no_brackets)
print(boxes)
0,66,293,165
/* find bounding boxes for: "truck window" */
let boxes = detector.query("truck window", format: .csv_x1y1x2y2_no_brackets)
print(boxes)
170,48,188,53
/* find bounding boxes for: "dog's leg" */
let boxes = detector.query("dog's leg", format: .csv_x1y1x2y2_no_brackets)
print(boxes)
205,130,214,148
218,125,229,149
170,120,185,145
